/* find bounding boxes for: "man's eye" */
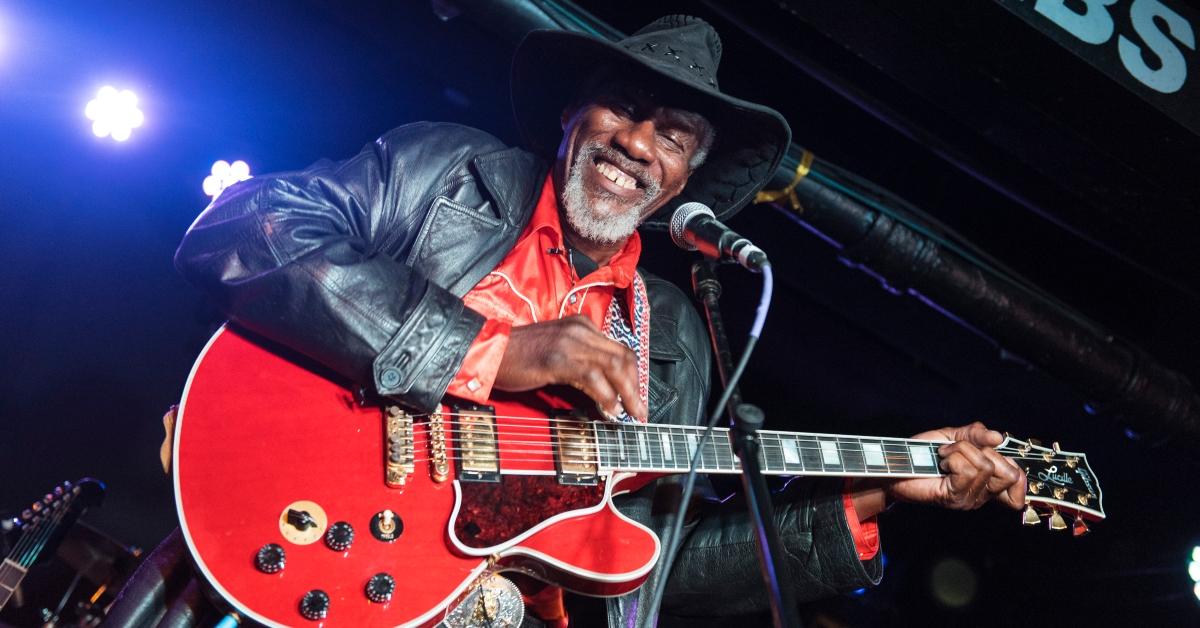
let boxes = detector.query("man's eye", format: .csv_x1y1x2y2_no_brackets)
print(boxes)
613,101,636,117
660,133,684,151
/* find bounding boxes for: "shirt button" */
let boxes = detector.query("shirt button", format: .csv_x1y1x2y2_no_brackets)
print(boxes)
466,378,482,393
380,369,401,388
569,294,578,305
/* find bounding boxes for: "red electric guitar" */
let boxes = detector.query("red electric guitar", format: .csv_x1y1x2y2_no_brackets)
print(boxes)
174,326,1105,627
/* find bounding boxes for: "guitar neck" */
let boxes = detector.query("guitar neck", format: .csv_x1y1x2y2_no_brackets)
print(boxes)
593,422,948,479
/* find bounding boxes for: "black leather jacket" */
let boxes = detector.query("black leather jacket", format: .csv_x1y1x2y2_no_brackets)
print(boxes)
175,122,881,625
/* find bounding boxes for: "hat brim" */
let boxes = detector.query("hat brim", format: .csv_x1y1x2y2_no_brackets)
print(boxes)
511,29,791,230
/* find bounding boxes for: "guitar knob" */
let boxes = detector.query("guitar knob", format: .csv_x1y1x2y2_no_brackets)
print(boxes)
299,589,330,621
325,521,355,551
254,543,286,574
365,572,396,603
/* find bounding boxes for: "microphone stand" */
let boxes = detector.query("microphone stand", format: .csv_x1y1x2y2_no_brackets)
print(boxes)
692,261,800,628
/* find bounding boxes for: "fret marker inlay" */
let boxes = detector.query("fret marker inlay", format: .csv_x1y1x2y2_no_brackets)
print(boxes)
863,443,885,466
820,441,841,466
781,439,800,465
909,445,935,468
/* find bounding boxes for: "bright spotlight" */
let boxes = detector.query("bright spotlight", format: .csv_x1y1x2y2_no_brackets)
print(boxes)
85,86,144,142
203,159,252,198
1190,546,1200,583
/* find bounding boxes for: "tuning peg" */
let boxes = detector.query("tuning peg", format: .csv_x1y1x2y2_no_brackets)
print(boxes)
1023,504,1041,526
1076,493,1091,506
1029,481,1042,495
1053,487,1068,500
1052,442,1062,454
1048,509,1068,531
1072,515,1089,537
1027,438,1043,447
1066,456,1079,469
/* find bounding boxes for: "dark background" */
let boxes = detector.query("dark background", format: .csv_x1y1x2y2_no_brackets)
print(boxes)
2,1,1198,625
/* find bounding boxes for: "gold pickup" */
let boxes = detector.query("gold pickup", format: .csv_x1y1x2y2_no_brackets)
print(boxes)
553,414,598,485
456,406,500,482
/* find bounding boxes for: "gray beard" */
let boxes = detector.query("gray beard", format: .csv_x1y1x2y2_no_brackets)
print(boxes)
561,143,661,245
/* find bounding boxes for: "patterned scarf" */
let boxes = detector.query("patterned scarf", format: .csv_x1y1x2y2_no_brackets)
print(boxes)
600,273,650,423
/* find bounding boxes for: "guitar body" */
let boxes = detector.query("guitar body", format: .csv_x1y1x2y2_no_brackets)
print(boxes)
175,326,1108,626
174,327,659,627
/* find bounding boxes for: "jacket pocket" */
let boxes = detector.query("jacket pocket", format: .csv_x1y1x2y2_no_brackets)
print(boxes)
407,195,506,291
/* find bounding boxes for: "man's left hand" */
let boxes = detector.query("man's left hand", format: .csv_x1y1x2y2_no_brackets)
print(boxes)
850,421,1027,520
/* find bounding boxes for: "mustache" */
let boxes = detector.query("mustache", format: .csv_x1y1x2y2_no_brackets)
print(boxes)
575,143,661,195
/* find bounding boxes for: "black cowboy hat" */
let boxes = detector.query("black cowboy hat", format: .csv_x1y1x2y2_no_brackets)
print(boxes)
511,14,792,230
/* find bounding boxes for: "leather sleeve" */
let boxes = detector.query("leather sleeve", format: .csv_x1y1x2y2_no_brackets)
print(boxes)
663,477,883,615
174,123,500,411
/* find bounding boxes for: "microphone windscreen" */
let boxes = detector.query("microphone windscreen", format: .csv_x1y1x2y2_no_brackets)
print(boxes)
669,202,714,251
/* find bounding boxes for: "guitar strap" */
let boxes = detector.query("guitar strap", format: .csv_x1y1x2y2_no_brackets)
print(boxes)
600,272,650,423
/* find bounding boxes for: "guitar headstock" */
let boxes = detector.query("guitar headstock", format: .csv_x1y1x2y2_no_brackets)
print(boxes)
7,478,105,531
999,436,1104,536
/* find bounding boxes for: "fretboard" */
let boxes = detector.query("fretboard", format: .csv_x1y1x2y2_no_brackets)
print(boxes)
592,423,947,478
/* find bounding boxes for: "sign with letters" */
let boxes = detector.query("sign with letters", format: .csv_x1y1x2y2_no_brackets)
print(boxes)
994,0,1199,136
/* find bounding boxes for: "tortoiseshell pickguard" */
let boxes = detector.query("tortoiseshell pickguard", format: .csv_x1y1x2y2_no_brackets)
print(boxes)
453,475,607,549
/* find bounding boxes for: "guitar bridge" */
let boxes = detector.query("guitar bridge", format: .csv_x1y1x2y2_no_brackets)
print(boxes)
383,406,415,488
552,413,598,486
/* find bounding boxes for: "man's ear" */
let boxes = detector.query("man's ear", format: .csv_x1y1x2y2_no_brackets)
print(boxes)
560,104,575,131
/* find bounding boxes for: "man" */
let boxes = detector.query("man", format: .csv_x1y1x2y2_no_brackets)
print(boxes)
172,15,1024,626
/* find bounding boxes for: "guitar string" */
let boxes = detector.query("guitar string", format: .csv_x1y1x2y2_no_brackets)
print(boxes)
18,498,74,567
6,501,60,565
405,451,1082,470
10,495,73,568
1,488,73,586
400,437,1070,465
402,414,1079,456
407,412,986,444
400,433,1069,461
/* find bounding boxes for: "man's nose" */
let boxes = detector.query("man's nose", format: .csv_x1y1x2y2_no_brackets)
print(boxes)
613,119,655,164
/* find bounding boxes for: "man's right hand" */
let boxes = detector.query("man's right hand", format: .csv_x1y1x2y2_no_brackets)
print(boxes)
493,315,647,421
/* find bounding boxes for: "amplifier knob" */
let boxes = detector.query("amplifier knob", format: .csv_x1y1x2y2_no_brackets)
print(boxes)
366,572,396,603
254,543,286,574
299,589,330,621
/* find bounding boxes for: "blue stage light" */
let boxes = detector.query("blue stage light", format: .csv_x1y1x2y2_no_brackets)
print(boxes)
203,159,252,198
85,86,144,142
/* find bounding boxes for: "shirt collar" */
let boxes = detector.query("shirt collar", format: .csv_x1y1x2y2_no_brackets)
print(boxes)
529,173,642,288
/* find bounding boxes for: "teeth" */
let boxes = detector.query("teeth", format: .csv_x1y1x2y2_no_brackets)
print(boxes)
596,161,637,190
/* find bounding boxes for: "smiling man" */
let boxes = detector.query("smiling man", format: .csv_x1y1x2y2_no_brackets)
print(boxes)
168,15,1024,627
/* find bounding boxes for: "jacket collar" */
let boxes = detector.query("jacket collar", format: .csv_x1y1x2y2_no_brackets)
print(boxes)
472,146,546,229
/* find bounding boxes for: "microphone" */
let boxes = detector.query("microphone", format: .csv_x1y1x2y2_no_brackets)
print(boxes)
669,202,769,270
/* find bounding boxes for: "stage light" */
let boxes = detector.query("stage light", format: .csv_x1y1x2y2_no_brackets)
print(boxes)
85,86,144,142
929,557,977,609
1190,545,1200,583
203,159,252,198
